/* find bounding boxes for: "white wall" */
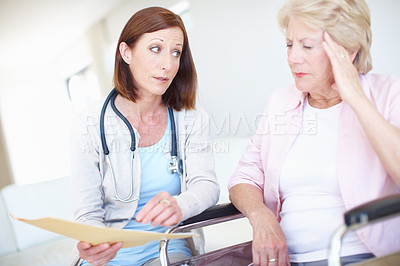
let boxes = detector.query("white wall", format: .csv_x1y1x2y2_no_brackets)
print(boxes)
0,0,399,184
0,65,74,185
368,0,400,77
190,0,290,138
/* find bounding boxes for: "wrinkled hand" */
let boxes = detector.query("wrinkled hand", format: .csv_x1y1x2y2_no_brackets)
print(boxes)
322,32,364,105
77,241,122,266
250,209,290,266
135,191,182,226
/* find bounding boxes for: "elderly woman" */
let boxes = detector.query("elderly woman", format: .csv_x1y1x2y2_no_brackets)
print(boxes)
70,7,219,266
228,0,400,265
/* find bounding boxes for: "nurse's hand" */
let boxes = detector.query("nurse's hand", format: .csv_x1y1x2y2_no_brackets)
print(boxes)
136,191,182,226
77,241,122,266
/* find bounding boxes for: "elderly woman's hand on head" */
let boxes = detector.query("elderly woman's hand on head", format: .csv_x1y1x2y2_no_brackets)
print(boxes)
322,32,364,106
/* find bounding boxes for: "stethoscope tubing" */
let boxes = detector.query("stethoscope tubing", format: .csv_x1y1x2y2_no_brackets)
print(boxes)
99,89,182,203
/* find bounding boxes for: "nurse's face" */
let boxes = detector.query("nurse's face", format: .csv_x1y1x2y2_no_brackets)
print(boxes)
121,27,184,98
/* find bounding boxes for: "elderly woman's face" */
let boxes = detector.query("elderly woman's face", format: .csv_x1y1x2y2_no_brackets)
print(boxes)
286,17,334,94
127,27,183,98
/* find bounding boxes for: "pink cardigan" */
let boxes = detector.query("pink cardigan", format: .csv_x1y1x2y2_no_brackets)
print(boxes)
228,73,400,257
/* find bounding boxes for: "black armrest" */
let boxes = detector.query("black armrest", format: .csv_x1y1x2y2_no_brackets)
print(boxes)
345,194,400,227
181,203,241,226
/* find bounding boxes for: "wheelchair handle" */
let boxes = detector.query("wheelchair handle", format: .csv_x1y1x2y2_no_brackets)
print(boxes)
181,202,241,226
344,194,400,227
329,194,400,266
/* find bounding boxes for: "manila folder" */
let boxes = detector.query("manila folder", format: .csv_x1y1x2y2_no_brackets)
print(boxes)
10,214,195,248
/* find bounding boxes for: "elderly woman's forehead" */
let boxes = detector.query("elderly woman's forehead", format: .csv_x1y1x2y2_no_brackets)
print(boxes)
287,17,323,35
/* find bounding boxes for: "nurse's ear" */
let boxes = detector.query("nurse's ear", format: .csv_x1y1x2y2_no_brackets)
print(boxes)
119,42,132,65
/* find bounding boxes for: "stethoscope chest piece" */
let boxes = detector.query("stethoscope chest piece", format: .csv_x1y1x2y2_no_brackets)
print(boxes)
169,155,183,175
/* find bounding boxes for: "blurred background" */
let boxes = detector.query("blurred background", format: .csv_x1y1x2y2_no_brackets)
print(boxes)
0,0,399,187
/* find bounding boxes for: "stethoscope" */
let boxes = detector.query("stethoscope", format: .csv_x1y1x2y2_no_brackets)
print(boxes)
99,88,183,203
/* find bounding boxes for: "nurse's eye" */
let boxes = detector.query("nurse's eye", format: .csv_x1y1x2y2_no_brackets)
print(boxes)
286,43,292,48
150,46,161,53
172,50,181,57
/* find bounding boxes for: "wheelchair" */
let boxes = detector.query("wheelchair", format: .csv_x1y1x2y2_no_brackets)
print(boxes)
159,194,400,266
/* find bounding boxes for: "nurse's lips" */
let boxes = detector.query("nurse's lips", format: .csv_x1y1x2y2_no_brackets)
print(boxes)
154,76,169,82
295,72,308,78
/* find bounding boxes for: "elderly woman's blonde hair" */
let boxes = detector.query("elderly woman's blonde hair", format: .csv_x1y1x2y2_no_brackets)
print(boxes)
277,0,372,74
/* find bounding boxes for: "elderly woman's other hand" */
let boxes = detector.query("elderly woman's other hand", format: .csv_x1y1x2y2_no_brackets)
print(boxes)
249,207,290,266
77,241,122,266
230,184,290,266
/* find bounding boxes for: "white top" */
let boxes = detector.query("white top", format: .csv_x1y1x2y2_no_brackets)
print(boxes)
279,97,370,262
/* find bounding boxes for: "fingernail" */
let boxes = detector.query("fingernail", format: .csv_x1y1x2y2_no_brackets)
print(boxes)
101,243,110,249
